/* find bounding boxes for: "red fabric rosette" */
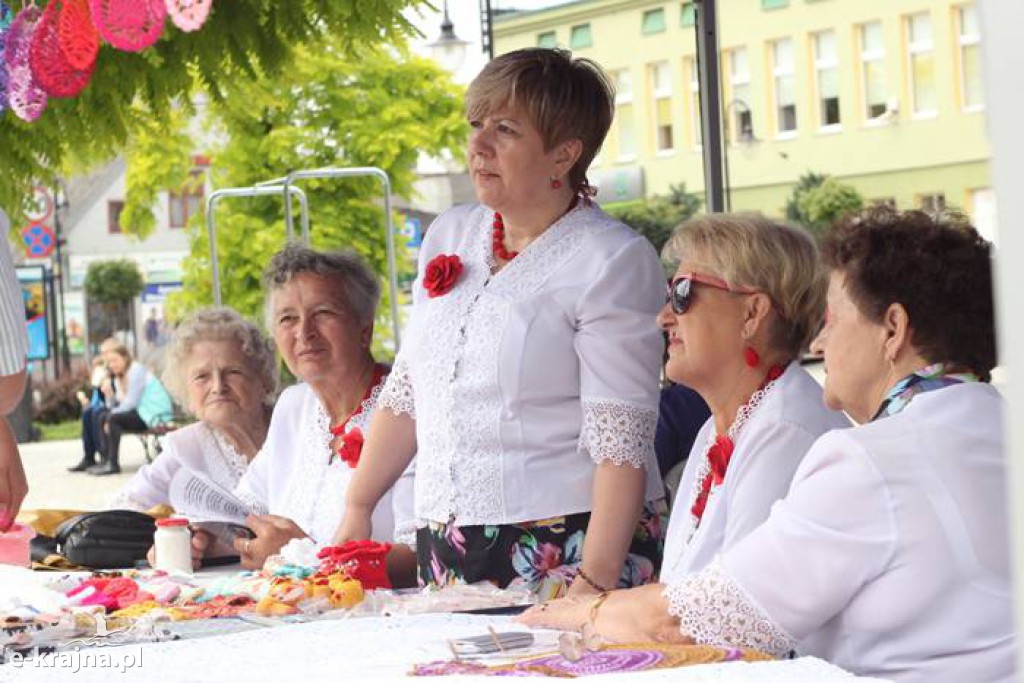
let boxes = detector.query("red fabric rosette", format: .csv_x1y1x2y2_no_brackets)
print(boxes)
422,253,463,298
337,428,364,469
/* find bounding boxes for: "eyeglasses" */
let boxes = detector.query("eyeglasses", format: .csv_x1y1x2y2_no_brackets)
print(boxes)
666,272,758,315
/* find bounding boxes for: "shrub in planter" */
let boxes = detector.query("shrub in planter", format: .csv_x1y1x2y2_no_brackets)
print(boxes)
36,370,91,424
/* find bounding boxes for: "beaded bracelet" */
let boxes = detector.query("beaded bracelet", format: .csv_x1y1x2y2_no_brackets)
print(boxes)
575,567,612,594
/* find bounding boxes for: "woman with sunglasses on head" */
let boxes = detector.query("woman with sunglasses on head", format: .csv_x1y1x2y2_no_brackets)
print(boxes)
521,208,1012,683
334,48,666,597
656,213,849,583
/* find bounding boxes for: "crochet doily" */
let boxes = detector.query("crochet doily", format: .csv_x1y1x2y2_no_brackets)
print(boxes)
166,0,211,32
57,0,98,70
89,0,166,52
30,0,95,97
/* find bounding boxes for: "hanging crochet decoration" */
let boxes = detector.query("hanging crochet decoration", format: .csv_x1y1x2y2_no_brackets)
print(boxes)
30,0,96,98
0,1,13,115
57,0,98,70
5,6,48,121
89,0,166,52
165,0,211,33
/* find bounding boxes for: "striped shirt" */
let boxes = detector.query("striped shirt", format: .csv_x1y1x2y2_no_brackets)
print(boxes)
0,230,28,377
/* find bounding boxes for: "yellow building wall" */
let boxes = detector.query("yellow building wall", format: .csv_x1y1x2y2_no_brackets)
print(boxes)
494,0,991,219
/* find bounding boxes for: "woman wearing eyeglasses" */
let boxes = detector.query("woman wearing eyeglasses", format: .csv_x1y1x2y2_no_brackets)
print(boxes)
656,214,849,583
520,208,1012,683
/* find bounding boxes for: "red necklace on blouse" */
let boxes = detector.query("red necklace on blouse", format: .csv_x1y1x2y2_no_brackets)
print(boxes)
690,364,785,528
328,363,388,466
491,198,580,262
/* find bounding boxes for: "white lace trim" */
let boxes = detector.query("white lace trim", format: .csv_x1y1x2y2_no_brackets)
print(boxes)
208,425,251,484
664,558,795,658
685,375,782,542
108,489,151,512
579,398,655,468
377,358,415,418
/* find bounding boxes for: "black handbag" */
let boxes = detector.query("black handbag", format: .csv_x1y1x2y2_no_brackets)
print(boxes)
53,510,157,569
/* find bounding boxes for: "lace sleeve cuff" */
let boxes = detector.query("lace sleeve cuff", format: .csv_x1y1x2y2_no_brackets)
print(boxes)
663,558,796,658
377,358,416,419
579,398,656,468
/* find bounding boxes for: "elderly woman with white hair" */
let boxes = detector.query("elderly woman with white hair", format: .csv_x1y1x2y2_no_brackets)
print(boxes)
221,244,416,583
110,307,277,511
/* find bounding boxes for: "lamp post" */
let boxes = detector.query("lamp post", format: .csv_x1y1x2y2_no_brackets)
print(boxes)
52,181,71,376
428,0,471,75
722,99,756,212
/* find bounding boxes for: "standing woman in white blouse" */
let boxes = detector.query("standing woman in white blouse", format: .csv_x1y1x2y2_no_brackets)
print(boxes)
112,307,277,512
656,214,849,584
521,208,1013,683
335,48,666,597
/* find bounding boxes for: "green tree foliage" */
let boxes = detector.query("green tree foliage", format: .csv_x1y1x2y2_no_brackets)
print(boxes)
156,40,467,354
785,171,829,225
796,177,865,240
0,0,420,226
605,183,703,259
84,259,144,304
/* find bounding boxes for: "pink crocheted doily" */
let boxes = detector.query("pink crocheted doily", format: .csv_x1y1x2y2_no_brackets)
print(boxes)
58,0,99,70
89,0,166,52
5,6,47,121
30,0,95,97
166,0,211,32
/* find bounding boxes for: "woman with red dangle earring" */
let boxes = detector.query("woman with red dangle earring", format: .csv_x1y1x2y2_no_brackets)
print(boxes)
335,48,666,598
653,214,850,583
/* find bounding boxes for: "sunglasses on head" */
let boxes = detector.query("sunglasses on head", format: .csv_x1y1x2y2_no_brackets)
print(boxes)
666,273,758,315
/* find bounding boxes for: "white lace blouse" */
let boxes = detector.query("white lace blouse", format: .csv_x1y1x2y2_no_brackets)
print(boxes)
109,422,249,512
660,363,850,583
235,383,416,546
663,383,1015,683
378,203,665,526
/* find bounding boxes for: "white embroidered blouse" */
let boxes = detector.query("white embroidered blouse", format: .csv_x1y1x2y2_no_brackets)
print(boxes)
235,382,416,546
377,203,665,526
663,383,1015,683
660,363,850,583
110,422,249,512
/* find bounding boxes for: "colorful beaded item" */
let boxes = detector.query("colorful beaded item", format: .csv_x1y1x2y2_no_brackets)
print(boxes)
165,0,211,32
5,7,47,121
30,0,96,98
89,0,167,52
57,0,99,70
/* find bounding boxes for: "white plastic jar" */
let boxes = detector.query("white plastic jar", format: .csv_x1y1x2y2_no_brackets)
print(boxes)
153,518,193,574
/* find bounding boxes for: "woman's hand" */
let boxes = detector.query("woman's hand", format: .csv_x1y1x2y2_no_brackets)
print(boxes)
233,514,307,570
331,507,373,546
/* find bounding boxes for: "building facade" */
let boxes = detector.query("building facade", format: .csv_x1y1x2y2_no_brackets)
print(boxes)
493,0,994,240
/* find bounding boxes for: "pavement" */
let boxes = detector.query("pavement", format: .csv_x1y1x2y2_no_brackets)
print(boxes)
17,437,146,513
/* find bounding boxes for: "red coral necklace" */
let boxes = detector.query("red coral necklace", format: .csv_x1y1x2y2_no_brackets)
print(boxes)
491,212,518,261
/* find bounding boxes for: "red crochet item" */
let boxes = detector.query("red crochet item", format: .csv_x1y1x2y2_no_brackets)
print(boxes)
317,540,393,590
58,0,99,70
89,0,166,52
166,0,212,32
30,0,95,98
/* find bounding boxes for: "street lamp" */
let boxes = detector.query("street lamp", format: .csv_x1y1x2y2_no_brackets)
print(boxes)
52,180,71,376
723,99,757,211
427,1,471,75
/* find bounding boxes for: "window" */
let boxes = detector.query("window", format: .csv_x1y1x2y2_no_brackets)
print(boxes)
614,70,636,159
771,38,797,135
570,24,592,49
906,12,936,116
957,5,983,109
642,8,666,35
727,47,753,143
680,2,696,27
813,30,841,128
918,193,946,214
169,174,204,229
650,62,674,153
762,0,788,9
108,200,124,234
688,57,702,148
859,21,888,120
537,31,557,48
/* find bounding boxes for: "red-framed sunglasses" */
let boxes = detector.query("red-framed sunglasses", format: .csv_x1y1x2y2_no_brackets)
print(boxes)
666,273,758,315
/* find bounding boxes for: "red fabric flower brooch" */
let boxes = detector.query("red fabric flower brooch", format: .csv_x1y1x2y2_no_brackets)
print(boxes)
336,428,365,468
423,254,462,298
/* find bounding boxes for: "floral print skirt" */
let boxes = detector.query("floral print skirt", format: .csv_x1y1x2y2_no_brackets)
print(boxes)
416,504,664,599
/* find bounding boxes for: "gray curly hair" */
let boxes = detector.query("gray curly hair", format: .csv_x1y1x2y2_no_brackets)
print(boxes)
162,307,278,411
262,242,381,328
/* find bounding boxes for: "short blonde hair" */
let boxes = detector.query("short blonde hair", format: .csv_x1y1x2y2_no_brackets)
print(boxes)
162,307,278,412
100,338,132,365
662,213,826,357
466,48,614,193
